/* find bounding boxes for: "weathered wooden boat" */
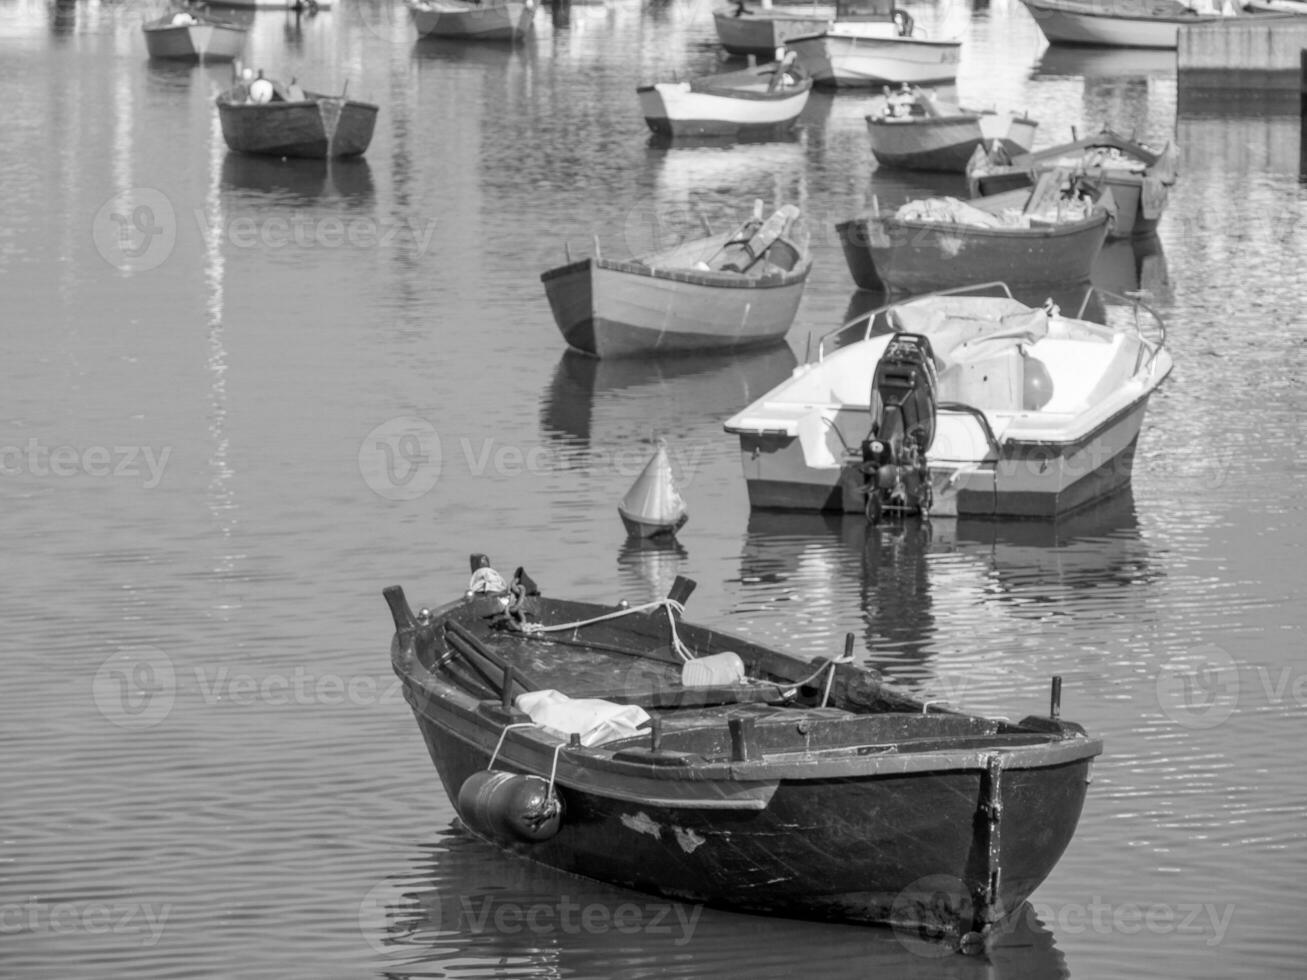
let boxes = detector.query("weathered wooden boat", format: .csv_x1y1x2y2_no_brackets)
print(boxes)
836,179,1113,293
408,0,535,40
384,569,1101,946
142,11,247,62
968,130,1177,239
712,0,837,57
784,0,961,88
638,56,812,139
541,201,812,357
723,283,1172,518
866,86,1038,172
1017,0,1237,48
216,73,378,158
618,441,688,538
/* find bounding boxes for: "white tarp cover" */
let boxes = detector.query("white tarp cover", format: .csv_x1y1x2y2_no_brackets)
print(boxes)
516,690,652,747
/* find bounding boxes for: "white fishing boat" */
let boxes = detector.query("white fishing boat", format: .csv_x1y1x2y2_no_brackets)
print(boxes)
618,441,688,538
723,284,1173,519
408,0,535,40
1017,0,1238,49
784,1,961,87
637,55,812,139
713,0,837,57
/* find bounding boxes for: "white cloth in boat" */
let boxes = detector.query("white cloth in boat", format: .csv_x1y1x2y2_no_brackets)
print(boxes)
515,689,652,747
888,297,1050,369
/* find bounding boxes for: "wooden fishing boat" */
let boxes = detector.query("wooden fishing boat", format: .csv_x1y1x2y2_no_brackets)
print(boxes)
968,130,1177,239
712,0,837,57
1017,0,1237,48
216,73,378,158
866,86,1038,172
723,283,1172,518
836,179,1113,293
618,441,688,538
541,201,812,358
408,0,536,40
784,0,961,88
142,12,247,62
384,569,1101,946
638,56,812,139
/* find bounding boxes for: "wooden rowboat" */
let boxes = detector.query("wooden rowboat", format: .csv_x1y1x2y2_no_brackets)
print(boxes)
866,86,1038,173
968,130,1177,239
216,74,378,159
637,57,812,139
836,178,1113,293
712,1,837,58
408,0,536,40
142,12,247,62
541,201,812,358
385,570,1101,947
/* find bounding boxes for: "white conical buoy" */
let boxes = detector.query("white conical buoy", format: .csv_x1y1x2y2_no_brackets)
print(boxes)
618,440,687,539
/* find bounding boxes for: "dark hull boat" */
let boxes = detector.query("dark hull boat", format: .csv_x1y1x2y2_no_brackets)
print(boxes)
142,13,247,61
216,82,378,159
385,572,1101,947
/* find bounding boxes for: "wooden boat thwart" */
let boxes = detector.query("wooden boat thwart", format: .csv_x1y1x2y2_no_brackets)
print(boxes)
216,73,378,158
638,57,812,138
837,179,1113,293
142,12,247,62
541,202,812,357
408,0,536,40
867,87,1038,172
724,284,1172,518
1017,0,1237,48
968,130,1177,239
385,570,1101,945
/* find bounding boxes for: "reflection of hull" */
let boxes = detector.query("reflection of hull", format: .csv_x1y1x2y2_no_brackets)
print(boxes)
1034,44,1178,78
837,211,1111,292
221,153,375,199
787,30,962,87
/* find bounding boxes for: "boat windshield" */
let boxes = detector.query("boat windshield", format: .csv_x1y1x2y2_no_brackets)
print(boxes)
835,0,894,16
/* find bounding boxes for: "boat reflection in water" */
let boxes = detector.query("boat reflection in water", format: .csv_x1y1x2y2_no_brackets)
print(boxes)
539,344,797,447
367,827,1067,977
220,153,375,202
616,533,688,602
736,488,1153,689
1033,44,1177,81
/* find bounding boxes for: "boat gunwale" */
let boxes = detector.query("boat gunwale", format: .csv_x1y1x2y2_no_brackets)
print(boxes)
539,251,813,289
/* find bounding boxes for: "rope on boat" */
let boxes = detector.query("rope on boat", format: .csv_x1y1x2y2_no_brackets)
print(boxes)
519,599,696,663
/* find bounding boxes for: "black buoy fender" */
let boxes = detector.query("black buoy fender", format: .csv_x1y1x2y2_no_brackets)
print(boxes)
457,770,562,843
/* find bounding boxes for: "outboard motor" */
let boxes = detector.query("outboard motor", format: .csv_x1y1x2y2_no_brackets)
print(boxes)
858,334,938,521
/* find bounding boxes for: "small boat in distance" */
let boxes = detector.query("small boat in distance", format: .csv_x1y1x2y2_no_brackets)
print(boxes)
724,283,1172,518
638,55,812,139
1017,0,1238,48
836,174,1113,293
384,571,1101,946
712,0,837,58
968,129,1177,239
216,69,378,158
618,441,689,538
408,0,536,40
784,0,962,87
867,86,1037,172
142,11,247,62
541,199,812,357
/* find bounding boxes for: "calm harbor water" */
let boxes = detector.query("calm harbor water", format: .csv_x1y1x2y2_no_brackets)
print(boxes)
2,0,1305,977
